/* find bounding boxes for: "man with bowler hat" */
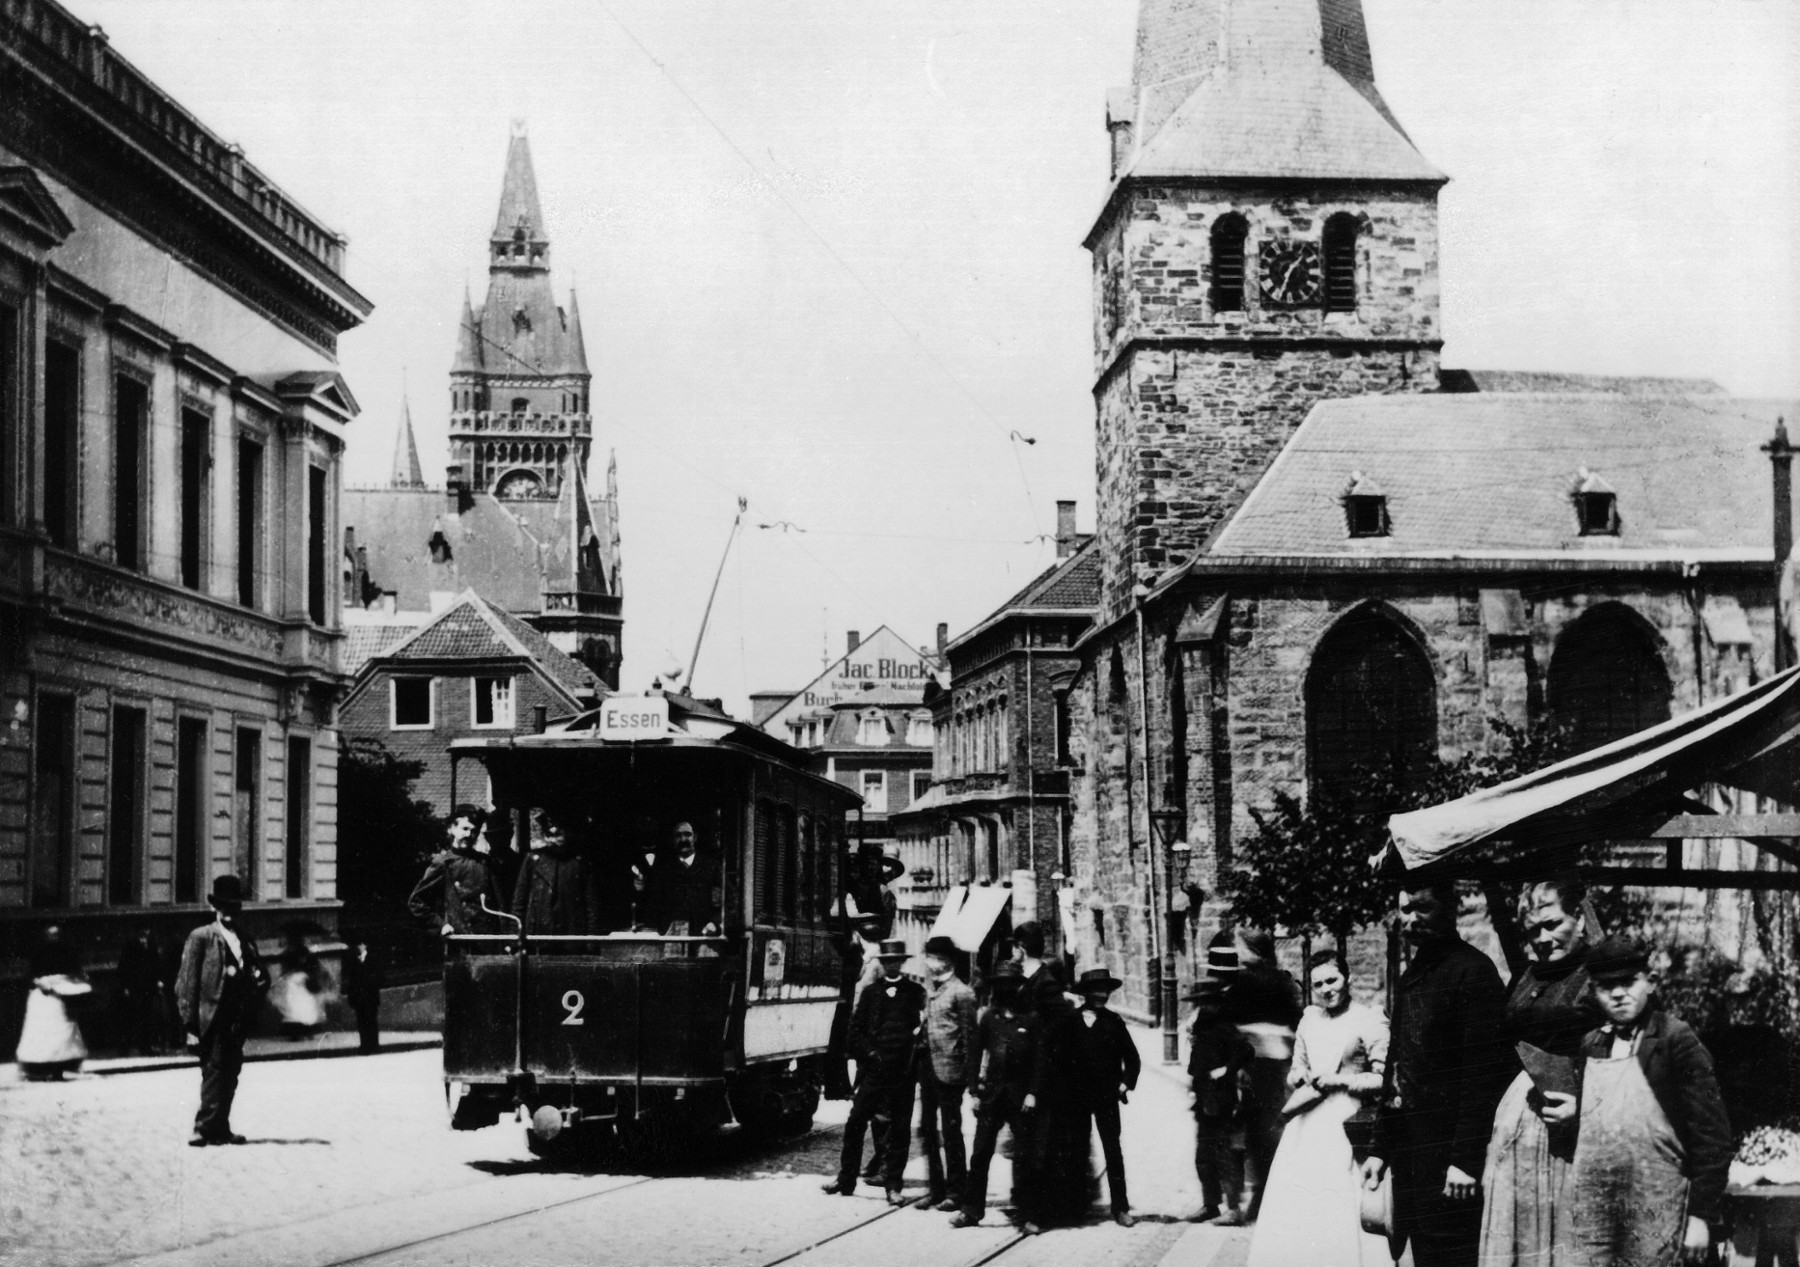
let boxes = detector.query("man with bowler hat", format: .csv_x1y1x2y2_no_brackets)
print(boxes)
176,875,269,1146
824,938,924,1204
951,960,1050,1235
1041,966,1142,1226
915,934,978,1209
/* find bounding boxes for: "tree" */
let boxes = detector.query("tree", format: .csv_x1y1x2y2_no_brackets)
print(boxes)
336,737,444,925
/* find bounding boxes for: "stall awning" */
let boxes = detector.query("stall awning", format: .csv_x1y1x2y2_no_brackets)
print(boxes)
928,884,1013,952
1385,665,1800,875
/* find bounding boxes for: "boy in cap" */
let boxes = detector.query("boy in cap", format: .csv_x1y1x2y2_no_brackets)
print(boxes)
825,938,924,1204
176,875,269,1145
1560,936,1731,1266
951,960,1049,1235
915,934,978,1210
408,804,506,935
1041,967,1143,1226
1187,975,1251,1224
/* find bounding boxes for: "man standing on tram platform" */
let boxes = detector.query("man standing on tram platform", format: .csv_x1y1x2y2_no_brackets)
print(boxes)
650,820,722,935
408,805,506,935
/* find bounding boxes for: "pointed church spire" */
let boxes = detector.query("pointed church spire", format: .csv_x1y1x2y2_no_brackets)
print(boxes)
452,284,482,373
490,120,549,272
1118,0,1439,184
563,285,590,375
391,389,425,489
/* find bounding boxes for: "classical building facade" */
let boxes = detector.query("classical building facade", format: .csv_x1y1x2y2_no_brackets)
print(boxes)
0,0,370,1031
1053,0,1798,1018
343,125,622,688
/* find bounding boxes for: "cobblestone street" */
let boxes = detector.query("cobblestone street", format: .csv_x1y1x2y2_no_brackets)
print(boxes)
2,1033,1254,1267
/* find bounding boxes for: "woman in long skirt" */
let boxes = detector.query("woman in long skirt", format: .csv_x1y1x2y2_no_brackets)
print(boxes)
1246,949,1391,1267
1478,875,1601,1266
15,925,88,1080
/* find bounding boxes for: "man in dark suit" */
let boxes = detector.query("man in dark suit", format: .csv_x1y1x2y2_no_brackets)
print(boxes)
823,939,924,1204
408,805,506,935
1366,882,1508,1267
950,960,1050,1234
176,875,269,1146
650,820,722,935
1042,967,1143,1226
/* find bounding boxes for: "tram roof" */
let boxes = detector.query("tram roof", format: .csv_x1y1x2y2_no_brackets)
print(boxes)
450,691,862,804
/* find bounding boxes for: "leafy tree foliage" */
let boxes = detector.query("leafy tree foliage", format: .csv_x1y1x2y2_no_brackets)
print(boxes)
336,737,443,925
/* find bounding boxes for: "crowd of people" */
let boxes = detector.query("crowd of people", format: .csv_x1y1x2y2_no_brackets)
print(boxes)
814,875,1734,1267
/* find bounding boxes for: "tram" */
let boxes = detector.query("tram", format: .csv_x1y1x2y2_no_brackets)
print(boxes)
438,690,865,1156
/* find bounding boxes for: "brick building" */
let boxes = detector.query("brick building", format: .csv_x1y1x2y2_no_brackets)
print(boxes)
339,589,602,816
893,502,1098,954
0,0,370,1032
1048,0,1799,1019
343,123,623,688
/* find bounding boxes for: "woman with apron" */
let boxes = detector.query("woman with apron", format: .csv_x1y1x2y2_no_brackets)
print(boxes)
1566,936,1732,1267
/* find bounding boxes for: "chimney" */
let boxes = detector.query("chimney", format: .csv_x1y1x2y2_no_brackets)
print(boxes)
445,463,469,514
1767,417,1795,670
847,630,861,654
936,622,948,654
1055,500,1078,559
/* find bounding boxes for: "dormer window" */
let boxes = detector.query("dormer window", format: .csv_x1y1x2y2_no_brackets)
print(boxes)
857,711,887,746
512,308,532,336
1573,468,1619,535
1342,470,1390,538
906,711,933,746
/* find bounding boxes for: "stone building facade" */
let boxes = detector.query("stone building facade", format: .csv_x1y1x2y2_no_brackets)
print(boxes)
1053,0,1798,1018
0,0,370,1035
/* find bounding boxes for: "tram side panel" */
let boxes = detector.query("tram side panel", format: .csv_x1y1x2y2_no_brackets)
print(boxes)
444,945,518,1082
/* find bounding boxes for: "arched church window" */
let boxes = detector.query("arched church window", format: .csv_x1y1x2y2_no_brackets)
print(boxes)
1548,604,1670,753
1323,213,1359,313
1306,606,1436,801
1210,213,1249,313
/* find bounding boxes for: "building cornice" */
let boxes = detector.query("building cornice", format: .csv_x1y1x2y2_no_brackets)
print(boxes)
1093,334,1444,396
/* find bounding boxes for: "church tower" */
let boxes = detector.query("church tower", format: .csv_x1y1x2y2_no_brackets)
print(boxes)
449,122,592,503
1087,0,1445,619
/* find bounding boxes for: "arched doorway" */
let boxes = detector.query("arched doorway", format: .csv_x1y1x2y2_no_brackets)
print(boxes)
1306,606,1438,800
1548,604,1672,753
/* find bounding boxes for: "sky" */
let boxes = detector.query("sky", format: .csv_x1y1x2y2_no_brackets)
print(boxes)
73,0,1799,716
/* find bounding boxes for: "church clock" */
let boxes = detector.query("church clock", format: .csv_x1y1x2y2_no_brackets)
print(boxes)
1258,240,1322,308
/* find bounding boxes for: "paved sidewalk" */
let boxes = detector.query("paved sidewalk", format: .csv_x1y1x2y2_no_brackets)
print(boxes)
1,1028,441,1083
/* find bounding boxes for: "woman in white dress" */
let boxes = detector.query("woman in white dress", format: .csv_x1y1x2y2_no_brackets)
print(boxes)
1246,949,1392,1267
15,925,89,1080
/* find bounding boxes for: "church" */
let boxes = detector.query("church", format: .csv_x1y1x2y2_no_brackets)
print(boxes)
342,125,623,688
1048,0,1797,1018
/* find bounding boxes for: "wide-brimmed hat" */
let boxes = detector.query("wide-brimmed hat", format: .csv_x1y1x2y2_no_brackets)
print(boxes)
924,935,958,959
208,874,245,911
1075,967,1122,994
858,842,906,883
874,938,910,960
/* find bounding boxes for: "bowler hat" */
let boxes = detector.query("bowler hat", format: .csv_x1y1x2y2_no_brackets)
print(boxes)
1587,935,1651,979
208,874,245,911
988,960,1025,983
875,938,910,960
1075,967,1123,993
1206,941,1240,975
924,935,958,959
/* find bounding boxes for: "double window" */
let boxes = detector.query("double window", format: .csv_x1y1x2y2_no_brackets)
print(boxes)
472,676,514,728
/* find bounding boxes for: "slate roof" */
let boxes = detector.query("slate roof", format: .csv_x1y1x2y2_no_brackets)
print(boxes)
1440,368,1727,397
989,537,1102,615
1121,0,1440,186
370,590,600,699
342,486,620,615
1207,394,1800,561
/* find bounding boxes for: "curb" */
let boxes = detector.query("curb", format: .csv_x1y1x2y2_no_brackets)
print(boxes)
77,1034,443,1078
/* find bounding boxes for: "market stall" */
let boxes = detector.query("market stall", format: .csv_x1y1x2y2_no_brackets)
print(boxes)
1383,664,1800,1265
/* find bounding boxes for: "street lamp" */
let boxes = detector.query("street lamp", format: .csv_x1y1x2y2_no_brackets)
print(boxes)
1149,807,1189,1064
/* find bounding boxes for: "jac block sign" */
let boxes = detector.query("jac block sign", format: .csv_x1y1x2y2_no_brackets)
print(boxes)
757,626,945,736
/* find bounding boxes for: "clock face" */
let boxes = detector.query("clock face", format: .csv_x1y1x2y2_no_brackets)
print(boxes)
1259,240,1322,307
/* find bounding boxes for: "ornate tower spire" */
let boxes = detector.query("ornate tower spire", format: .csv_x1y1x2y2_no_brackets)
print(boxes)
563,285,590,375
390,390,425,489
490,120,549,274
451,284,482,374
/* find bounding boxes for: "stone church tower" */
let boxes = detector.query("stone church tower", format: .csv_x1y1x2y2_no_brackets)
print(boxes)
449,122,593,503
1086,0,1445,620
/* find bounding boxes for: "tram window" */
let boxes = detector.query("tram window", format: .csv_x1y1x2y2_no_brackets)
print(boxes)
798,815,815,927
755,799,776,924
780,806,798,925
815,830,835,922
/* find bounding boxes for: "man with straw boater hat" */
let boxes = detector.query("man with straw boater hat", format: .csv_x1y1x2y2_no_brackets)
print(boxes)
824,938,924,1204
176,875,269,1146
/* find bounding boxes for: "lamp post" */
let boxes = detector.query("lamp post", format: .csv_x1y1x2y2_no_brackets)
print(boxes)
1149,807,1190,1064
